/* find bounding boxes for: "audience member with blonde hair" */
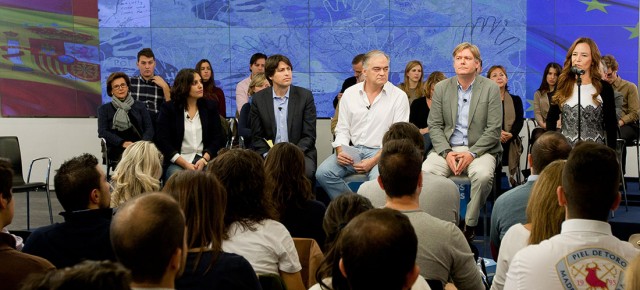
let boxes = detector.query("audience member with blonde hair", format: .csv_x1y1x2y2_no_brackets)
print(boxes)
110,141,162,207
238,73,271,146
163,171,261,290
209,149,305,290
398,60,426,104
491,160,566,290
265,142,326,249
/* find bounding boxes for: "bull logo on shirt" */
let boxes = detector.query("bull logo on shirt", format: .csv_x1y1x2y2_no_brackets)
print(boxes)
555,248,629,290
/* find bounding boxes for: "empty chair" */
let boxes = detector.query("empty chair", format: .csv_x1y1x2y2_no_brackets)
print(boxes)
0,136,52,230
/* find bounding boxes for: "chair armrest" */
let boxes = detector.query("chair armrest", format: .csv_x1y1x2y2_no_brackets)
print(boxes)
27,157,52,188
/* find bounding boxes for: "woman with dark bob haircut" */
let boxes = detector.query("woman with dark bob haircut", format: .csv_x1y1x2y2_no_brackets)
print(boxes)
98,72,154,163
209,149,305,290
155,68,224,180
163,170,261,290
265,142,326,249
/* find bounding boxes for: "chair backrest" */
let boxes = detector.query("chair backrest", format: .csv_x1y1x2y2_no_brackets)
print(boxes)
0,136,26,186
293,238,324,288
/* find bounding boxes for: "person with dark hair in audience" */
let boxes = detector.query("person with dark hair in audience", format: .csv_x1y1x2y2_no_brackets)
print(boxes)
98,72,154,163
250,54,317,180
423,42,502,241
238,73,270,146
111,192,187,290
196,59,226,117
490,131,571,257
338,208,421,290
265,142,326,249
380,139,483,290
209,149,305,290
317,50,410,199
331,53,366,135
236,53,267,114
533,62,562,130
23,154,114,268
358,122,460,224
163,171,261,290
0,160,54,290
505,142,640,288
20,260,131,290
155,68,224,180
490,131,571,256
410,71,446,154
130,48,171,120
487,65,524,186
546,37,617,149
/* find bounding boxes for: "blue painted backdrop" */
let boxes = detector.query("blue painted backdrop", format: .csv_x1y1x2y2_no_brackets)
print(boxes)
98,0,639,118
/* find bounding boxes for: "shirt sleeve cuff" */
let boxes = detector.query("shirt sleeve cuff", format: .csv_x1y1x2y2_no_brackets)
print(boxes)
170,153,180,163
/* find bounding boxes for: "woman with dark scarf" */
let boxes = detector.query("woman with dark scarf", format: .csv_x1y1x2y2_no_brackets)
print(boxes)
98,72,154,162
487,65,524,186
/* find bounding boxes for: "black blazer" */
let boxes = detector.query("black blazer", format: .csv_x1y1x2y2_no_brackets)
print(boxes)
97,101,154,157
547,80,618,149
249,85,317,163
155,98,223,164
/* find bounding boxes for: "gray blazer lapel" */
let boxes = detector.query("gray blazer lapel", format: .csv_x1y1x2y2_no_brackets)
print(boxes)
469,77,483,124
450,77,458,125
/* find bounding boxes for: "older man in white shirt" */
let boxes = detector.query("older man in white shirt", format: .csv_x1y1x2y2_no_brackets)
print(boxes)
316,50,409,199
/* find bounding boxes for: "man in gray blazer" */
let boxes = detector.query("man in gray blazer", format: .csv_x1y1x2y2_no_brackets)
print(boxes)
250,54,317,179
423,42,502,240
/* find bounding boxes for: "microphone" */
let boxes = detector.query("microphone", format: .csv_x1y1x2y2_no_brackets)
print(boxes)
463,99,467,103
571,67,585,75
278,107,282,111
366,105,371,110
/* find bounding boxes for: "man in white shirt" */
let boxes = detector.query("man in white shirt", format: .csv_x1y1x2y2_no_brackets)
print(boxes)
235,53,267,114
316,50,409,199
504,142,640,290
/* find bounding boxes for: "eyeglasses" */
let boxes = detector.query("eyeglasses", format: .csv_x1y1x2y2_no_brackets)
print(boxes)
112,83,127,90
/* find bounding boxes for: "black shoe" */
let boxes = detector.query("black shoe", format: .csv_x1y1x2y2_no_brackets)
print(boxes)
464,225,476,242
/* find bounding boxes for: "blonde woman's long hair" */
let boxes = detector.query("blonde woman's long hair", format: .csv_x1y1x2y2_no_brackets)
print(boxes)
110,141,163,207
526,159,566,245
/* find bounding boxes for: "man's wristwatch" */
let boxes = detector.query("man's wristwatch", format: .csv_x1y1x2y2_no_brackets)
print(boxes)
470,152,477,158
441,149,452,158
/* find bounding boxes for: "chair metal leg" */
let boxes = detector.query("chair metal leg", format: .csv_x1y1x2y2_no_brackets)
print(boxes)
621,161,629,212
26,191,30,231
45,187,53,224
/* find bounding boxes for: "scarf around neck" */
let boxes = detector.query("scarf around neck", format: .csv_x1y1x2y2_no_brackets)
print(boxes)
111,94,135,131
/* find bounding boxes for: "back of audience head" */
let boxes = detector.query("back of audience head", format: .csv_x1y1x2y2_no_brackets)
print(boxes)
110,193,186,285
378,139,423,198
54,153,109,212
526,159,566,245
382,122,424,155
208,149,275,232
561,142,620,221
0,159,13,227
163,170,226,261
20,260,131,290
265,142,312,218
339,208,419,290
316,193,373,290
111,141,162,207
530,131,572,174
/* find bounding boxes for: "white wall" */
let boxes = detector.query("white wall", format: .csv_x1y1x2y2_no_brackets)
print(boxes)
1,117,637,190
